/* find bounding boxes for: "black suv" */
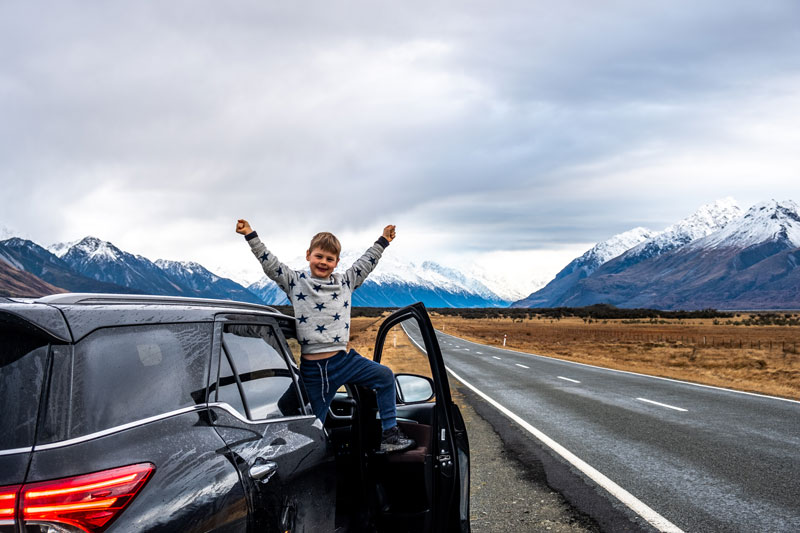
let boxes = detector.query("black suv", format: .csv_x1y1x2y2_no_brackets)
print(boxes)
1,294,469,532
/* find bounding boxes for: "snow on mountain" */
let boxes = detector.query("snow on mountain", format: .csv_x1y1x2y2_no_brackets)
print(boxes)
53,236,192,296
518,198,800,310
462,264,546,302
607,198,742,267
583,227,656,269
510,226,655,308
246,249,510,307
690,199,800,250
48,239,81,258
155,259,221,284
155,259,264,304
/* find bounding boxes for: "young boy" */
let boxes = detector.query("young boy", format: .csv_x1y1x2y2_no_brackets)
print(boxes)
235,219,414,453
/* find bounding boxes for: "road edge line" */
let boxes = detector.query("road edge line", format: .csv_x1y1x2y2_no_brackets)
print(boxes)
446,366,684,533
401,324,683,533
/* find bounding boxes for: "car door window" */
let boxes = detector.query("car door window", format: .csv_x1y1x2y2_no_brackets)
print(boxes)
64,322,212,439
218,323,303,420
373,318,434,384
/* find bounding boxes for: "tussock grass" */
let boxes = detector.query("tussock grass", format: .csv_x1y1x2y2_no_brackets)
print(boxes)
429,315,800,400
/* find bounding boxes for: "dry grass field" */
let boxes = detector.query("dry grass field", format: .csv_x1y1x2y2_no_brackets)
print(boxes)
338,311,800,401
348,315,433,379
428,314,800,400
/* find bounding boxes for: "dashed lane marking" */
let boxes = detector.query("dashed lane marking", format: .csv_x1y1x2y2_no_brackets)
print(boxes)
516,363,530,369
558,376,581,384
637,398,688,412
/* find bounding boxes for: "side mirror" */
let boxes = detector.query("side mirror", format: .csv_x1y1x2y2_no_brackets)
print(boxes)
395,374,434,404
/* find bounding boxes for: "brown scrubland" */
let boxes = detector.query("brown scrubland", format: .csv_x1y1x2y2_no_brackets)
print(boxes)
346,311,800,401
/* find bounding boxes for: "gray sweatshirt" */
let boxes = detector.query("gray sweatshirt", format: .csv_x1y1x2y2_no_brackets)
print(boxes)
245,232,389,354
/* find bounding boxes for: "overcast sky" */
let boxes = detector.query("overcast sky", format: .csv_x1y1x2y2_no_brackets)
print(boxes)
2,1,799,291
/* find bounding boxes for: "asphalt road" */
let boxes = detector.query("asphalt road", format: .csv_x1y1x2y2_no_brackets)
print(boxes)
404,323,800,532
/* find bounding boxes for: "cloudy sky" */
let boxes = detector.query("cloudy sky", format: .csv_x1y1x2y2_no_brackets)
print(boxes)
2,1,799,293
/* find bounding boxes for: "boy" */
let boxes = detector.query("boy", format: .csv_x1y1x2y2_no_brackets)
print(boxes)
235,219,414,453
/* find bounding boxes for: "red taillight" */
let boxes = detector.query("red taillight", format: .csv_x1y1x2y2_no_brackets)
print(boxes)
18,463,155,532
0,485,20,521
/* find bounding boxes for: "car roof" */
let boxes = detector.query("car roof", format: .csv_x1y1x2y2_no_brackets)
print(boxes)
1,293,293,342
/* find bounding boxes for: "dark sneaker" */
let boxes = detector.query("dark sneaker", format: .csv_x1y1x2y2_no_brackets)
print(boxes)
380,426,415,453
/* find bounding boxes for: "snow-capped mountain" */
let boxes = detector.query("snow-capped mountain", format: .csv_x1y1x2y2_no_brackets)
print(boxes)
690,199,800,251
52,237,189,296
590,198,742,275
518,198,800,310
512,226,654,308
247,250,510,308
156,259,264,304
2,237,135,294
48,239,80,259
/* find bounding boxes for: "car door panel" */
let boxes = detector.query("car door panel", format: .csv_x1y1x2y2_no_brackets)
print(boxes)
372,303,470,532
209,317,336,532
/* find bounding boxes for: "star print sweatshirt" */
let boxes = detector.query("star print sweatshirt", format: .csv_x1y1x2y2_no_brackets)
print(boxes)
245,231,390,355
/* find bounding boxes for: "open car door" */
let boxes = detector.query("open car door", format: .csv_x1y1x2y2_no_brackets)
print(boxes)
369,302,470,533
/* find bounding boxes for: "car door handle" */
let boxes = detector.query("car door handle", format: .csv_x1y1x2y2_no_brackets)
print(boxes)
249,461,278,483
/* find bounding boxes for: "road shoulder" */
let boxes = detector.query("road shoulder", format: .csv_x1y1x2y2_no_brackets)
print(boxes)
453,379,655,533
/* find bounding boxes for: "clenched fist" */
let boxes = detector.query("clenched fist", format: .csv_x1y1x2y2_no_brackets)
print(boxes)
383,225,397,242
236,219,253,235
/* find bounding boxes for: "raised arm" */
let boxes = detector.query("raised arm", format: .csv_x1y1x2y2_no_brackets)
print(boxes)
236,219,296,296
345,225,395,291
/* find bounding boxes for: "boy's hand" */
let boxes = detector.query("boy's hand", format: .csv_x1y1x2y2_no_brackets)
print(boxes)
383,225,397,242
236,219,253,235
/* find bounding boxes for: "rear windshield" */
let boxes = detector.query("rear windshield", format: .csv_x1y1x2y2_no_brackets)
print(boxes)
0,316,51,450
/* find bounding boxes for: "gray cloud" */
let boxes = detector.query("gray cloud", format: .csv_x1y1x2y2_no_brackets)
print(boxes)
2,1,799,275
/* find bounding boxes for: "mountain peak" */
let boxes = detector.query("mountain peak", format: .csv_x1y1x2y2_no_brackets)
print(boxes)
580,226,655,270
693,199,800,250
617,197,742,262
66,236,124,262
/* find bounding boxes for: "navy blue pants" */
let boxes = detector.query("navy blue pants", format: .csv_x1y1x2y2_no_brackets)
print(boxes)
300,349,397,431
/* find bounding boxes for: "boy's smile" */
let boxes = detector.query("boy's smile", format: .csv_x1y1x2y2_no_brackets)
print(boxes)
306,247,340,278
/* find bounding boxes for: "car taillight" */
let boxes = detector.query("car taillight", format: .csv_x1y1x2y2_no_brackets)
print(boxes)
0,485,20,521
14,463,155,533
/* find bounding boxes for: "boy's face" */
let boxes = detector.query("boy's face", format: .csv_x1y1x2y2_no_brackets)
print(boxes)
306,247,340,278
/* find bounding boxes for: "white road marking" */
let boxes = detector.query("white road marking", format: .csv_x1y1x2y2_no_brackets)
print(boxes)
434,329,800,405
446,367,685,533
492,356,502,360
637,398,688,412
558,376,581,384
516,363,530,369
464,348,470,351
403,324,684,533
476,351,483,354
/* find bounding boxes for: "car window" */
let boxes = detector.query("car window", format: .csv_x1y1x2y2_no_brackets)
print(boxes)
218,323,303,420
66,322,212,438
0,318,50,450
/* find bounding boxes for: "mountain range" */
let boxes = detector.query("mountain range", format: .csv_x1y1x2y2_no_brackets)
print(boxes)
0,235,512,307
513,198,800,310
4,197,799,310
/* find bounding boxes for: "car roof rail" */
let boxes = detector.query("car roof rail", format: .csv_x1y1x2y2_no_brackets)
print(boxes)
36,293,280,314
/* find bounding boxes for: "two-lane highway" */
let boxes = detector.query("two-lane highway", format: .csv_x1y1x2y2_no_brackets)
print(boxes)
405,323,800,532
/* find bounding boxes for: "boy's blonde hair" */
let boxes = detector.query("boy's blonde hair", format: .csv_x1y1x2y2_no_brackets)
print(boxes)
309,232,341,258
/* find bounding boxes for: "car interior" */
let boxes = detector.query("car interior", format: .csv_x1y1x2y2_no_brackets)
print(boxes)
327,381,437,533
